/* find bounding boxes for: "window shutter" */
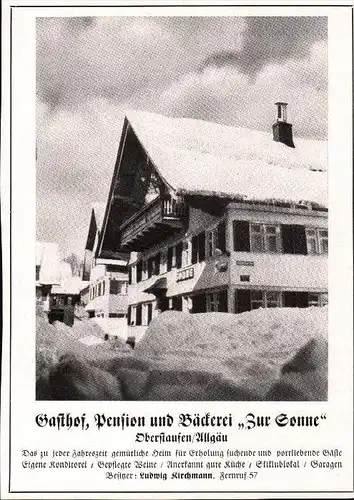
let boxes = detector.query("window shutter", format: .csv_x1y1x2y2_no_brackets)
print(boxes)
281,225,307,255
109,280,119,294
218,290,228,312
128,267,132,285
217,221,226,253
281,225,295,254
147,257,153,278
136,304,142,326
167,247,173,271
136,261,143,282
127,305,131,325
191,235,199,264
293,225,308,255
198,232,206,262
154,253,161,275
235,289,251,313
176,242,183,269
147,303,153,324
233,221,250,252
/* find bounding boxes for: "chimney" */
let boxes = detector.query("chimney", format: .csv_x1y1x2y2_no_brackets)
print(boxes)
272,102,295,148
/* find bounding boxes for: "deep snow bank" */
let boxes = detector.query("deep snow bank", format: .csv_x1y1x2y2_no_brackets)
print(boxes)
134,307,327,401
36,307,327,401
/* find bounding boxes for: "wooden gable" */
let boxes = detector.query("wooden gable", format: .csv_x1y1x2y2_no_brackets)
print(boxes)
98,119,170,256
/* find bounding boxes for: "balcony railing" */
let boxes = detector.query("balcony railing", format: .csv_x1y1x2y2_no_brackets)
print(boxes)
120,196,187,251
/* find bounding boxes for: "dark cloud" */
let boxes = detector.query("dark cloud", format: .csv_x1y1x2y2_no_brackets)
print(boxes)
203,17,327,76
64,16,96,31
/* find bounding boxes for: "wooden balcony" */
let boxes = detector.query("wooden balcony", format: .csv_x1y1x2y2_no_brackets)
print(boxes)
120,197,187,251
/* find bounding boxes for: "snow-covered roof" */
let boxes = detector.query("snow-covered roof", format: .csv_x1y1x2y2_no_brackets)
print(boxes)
126,110,327,208
92,202,106,231
36,242,61,285
51,276,83,295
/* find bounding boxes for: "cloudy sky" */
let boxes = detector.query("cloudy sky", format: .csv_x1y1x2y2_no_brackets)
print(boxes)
36,15,327,258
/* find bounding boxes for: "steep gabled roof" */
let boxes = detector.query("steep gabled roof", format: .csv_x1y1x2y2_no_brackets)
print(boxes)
126,110,327,207
84,202,106,252
92,202,106,231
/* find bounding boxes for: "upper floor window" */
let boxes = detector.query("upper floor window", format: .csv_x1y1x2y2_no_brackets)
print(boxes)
306,228,328,255
191,231,206,264
308,292,328,307
250,223,280,253
110,280,128,294
182,241,190,267
233,220,314,255
206,221,227,258
167,246,175,271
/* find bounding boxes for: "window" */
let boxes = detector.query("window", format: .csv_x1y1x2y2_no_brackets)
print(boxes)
217,221,226,254
250,224,280,253
191,231,206,264
319,230,328,254
308,293,321,307
305,229,318,254
250,290,281,310
160,251,167,274
305,228,328,255
102,280,105,296
110,280,127,294
251,290,264,309
207,221,227,257
321,293,328,306
98,283,102,296
182,241,189,267
206,290,228,312
206,293,218,312
265,291,280,308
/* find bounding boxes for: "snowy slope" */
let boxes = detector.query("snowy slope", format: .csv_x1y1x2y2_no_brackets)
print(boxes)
126,110,327,207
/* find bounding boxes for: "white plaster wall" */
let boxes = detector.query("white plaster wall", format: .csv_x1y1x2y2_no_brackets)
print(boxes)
230,252,327,291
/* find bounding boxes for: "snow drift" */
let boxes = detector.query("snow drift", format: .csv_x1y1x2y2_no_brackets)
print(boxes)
36,306,327,401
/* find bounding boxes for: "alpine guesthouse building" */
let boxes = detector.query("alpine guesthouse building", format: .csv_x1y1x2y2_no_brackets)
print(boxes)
98,103,327,341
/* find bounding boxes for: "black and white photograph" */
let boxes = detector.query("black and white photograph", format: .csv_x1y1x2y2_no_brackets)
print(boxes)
35,14,329,402
2,2,354,498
